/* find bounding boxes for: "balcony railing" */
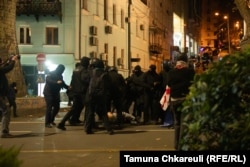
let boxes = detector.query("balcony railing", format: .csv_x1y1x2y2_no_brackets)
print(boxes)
149,44,162,54
16,0,62,22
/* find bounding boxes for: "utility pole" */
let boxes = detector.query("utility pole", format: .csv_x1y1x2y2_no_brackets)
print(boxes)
128,0,132,76
226,17,231,54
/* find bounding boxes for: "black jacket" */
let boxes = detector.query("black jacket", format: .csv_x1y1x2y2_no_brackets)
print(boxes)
0,60,15,96
167,67,195,98
70,65,90,95
43,69,68,96
108,70,126,98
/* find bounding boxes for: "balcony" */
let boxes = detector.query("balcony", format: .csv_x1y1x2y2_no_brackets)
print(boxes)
149,43,162,54
16,0,62,22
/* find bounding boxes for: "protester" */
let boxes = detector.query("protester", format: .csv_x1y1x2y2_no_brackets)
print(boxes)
159,60,174,127
0,54,18,138
43,64,69,128
167,55,195,150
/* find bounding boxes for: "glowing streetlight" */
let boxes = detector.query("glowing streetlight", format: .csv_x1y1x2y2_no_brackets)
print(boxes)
223,15,231,54
214,12,231,54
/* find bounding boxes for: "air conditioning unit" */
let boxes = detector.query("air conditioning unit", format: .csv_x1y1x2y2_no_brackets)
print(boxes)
90,51,97,58
105,25,112,34
89,26,97,35
100,53,108,61
140,24,144,30
89,36,98,46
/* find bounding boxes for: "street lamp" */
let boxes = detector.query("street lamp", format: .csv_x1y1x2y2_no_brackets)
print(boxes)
215,12,231,54
224,15,231,54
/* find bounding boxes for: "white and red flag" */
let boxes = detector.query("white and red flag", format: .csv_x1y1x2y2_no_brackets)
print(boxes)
160,85,170,111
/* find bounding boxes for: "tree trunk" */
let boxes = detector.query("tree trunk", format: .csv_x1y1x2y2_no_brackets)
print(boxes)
234,0,250,49
0,0,27,97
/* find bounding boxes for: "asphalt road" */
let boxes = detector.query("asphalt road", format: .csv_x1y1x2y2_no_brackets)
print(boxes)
0,111,175,167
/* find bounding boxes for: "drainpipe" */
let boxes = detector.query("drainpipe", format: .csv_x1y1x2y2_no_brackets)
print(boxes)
79,0,82,60
128,0,132,76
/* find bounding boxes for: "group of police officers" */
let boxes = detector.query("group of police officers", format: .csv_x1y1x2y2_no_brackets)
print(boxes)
44,56,174,135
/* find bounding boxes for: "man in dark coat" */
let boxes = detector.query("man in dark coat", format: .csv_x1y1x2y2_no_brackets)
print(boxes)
43,64,69,128
143,64,162,124
0,55,18,138
167,55,195,150
129,65,150,124
84,59,114,135
57,57,90,130
107,66,127,129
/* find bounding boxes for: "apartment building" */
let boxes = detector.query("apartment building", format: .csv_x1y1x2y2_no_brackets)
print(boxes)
16,0,78,96
15,0,201,96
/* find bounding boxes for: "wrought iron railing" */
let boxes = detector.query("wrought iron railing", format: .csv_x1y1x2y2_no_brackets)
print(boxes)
16,0,62,22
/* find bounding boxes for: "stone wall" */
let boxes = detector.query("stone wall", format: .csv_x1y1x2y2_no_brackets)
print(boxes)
16,97,46,110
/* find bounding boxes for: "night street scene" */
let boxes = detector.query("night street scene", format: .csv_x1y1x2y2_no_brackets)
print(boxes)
1,0,250,166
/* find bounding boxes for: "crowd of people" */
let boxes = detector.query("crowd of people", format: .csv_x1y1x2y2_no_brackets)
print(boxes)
1,51,195,150
42,52,194,139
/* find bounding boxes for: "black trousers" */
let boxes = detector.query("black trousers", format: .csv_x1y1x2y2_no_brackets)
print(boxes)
59,94,85,125
170,99,185,150
85,100,112,133
44,94,60,125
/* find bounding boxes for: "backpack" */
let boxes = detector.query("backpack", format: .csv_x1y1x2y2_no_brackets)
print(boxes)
88,69,106,101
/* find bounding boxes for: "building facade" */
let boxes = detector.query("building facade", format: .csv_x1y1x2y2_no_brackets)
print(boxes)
79,0,129,76
16,0,78,96
15,0,201,97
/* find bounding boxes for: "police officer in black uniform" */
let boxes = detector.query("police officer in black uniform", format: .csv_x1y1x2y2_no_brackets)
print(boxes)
84,59,114,135
107,66,127,129
57,57,90,130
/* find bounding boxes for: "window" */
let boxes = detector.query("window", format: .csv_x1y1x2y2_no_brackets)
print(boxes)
136,20,139,37
19,27,31,44
113,4,117,24
46,27,58,45
82,0,87,10
142,23,146,40
120,49,124,68
113,46,116,66
104,43,108,53
141,0,147,5
121,9,124,28
104,0,108,20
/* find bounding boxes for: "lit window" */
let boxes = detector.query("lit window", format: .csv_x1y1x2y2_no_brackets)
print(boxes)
46,27,58,45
